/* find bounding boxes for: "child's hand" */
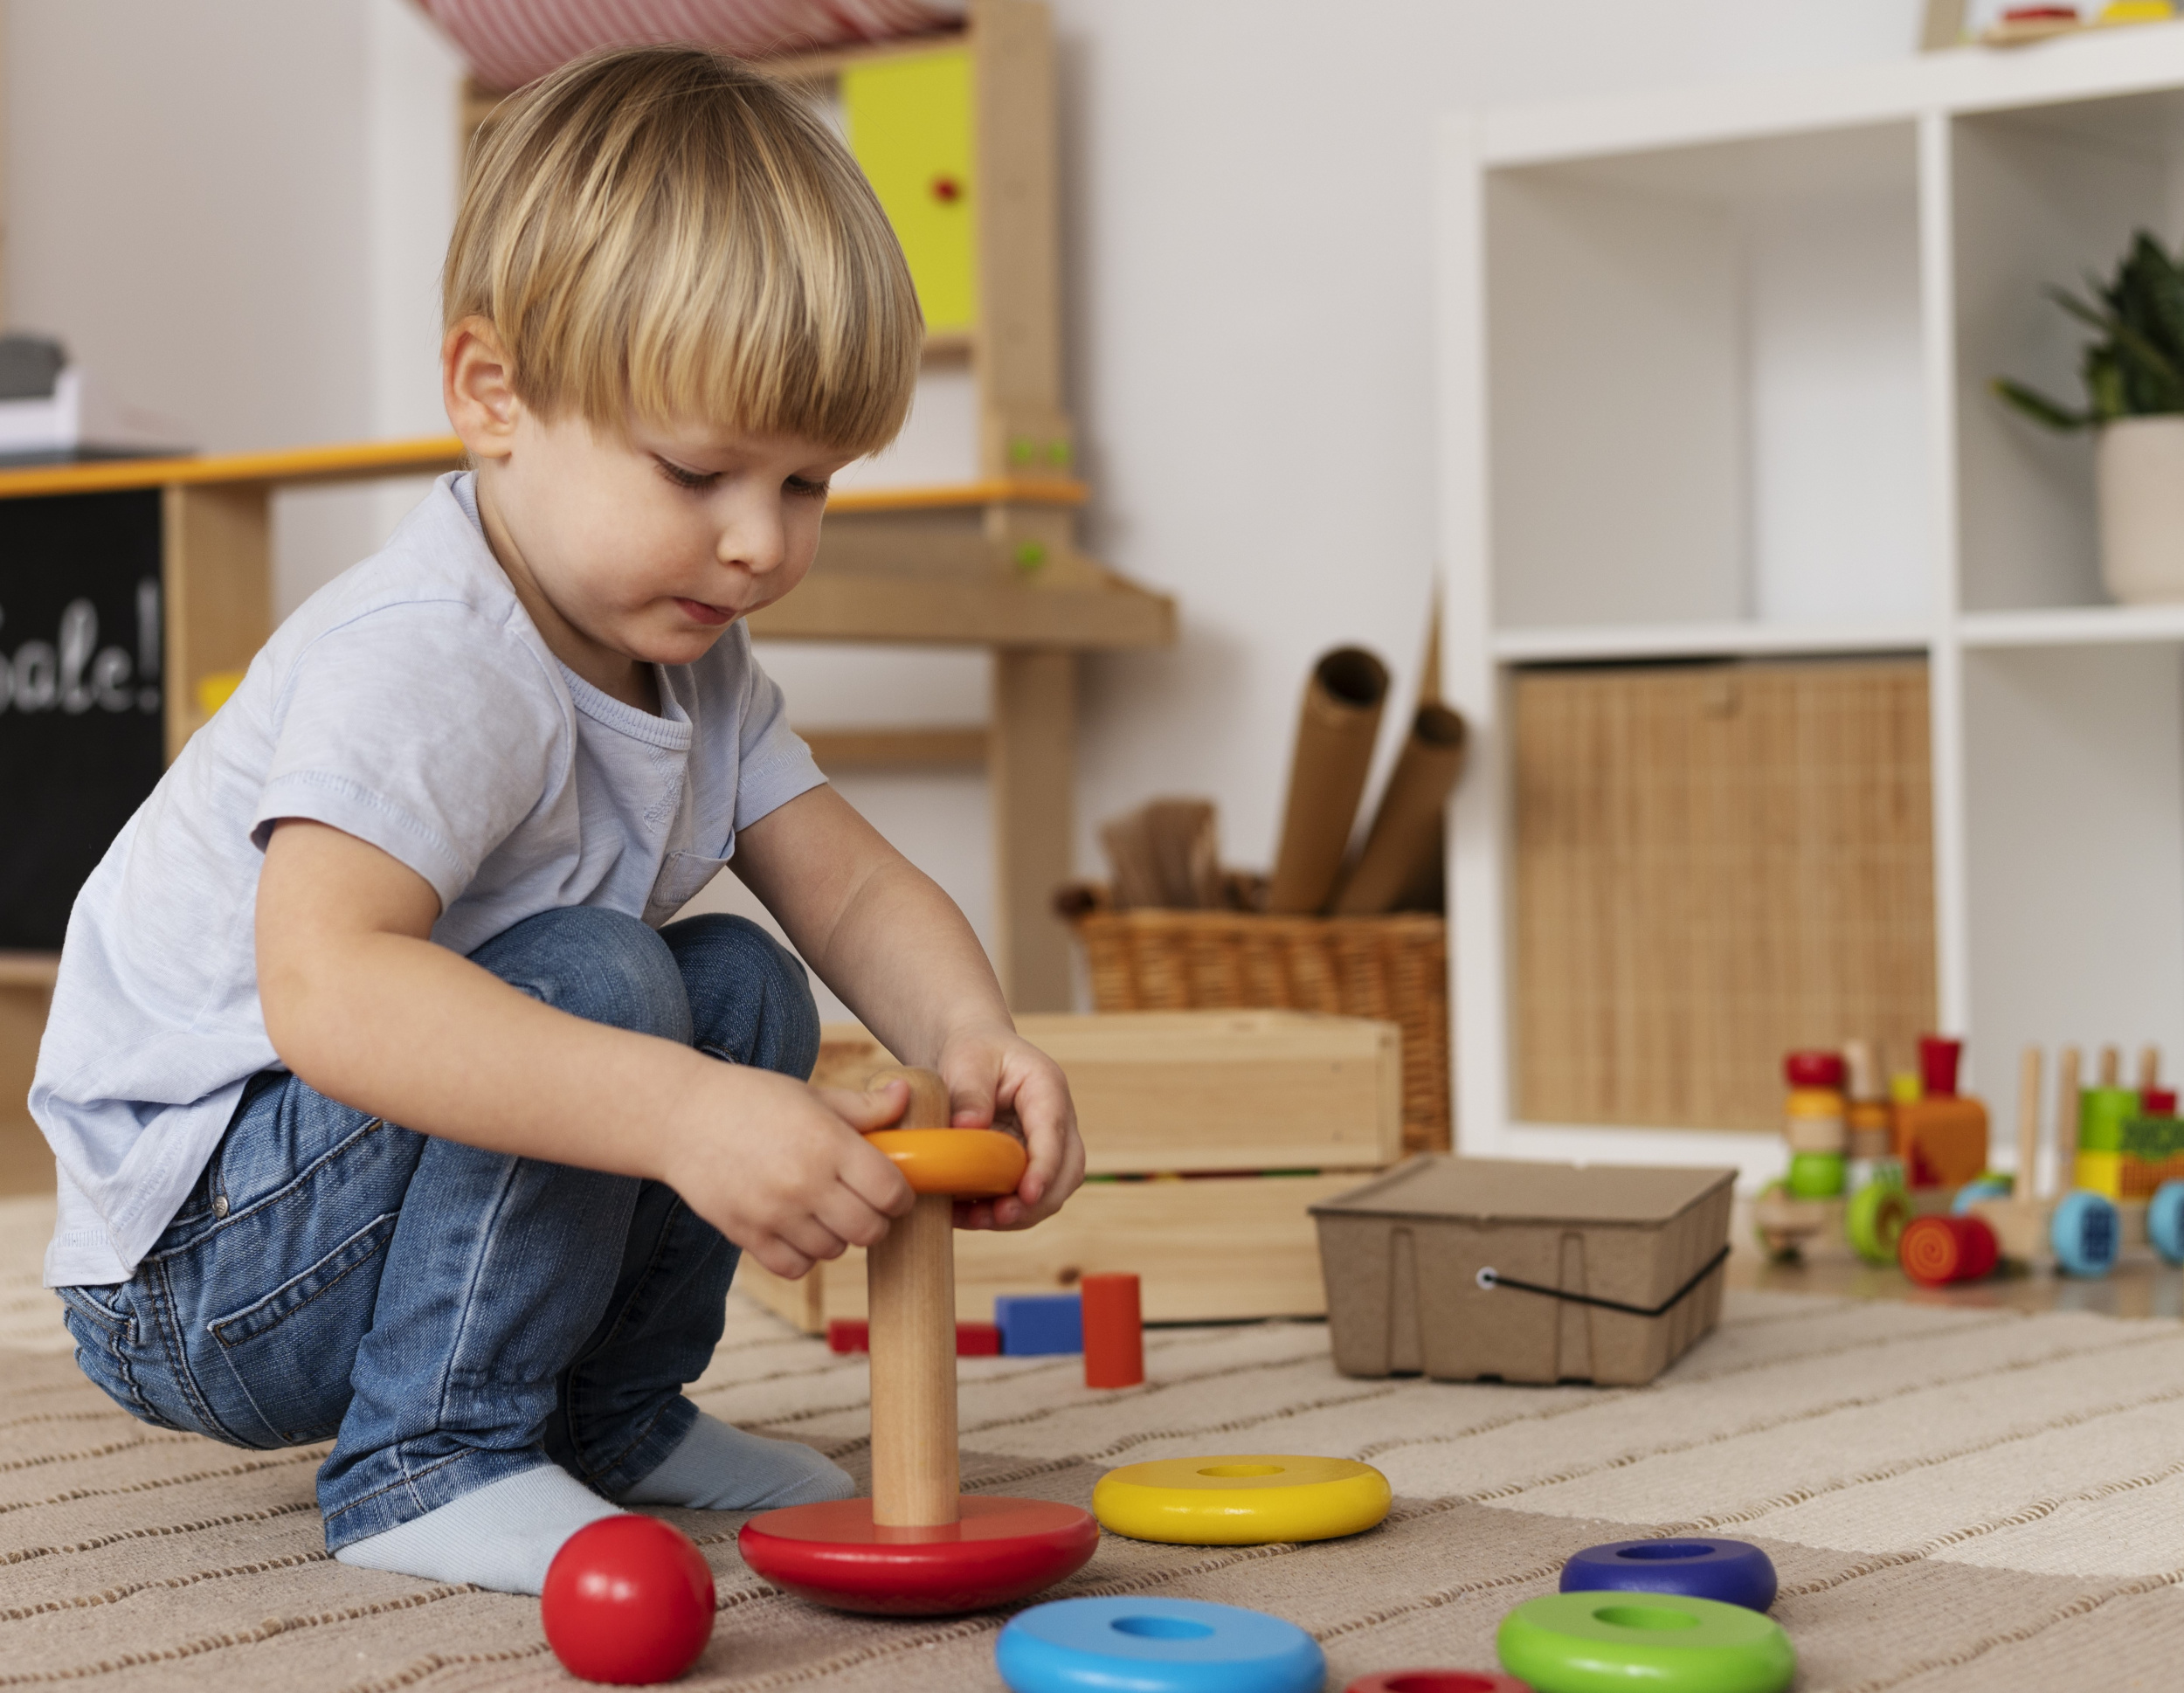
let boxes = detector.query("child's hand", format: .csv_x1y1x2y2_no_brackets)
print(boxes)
931,1026,1085,1231
664,1071,914,1279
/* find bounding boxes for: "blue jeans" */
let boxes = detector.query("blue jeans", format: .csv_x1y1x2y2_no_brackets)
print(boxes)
56,908,819,1551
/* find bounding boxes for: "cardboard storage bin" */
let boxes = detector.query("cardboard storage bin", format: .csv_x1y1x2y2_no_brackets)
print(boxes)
1310,1157,1736,1386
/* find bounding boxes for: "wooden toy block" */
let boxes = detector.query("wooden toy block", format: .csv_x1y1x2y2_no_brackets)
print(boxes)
1893,1095,1988,1188
826,1318,1000,1356
1080,1273,1144,1389
995,1293,1082,1355
737,1067,1097,1615
813,1012,1403,1175
739,1169,1358,1333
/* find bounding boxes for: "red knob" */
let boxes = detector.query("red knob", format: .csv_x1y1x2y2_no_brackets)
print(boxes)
930,175,961,203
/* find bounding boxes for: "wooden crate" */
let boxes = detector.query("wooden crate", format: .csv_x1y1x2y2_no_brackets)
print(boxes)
1512,659,1937,1132
814,1011,1403,1173
735,1171,1364,1331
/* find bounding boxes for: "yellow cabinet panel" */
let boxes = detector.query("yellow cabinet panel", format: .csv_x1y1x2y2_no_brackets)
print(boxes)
842,49,976,335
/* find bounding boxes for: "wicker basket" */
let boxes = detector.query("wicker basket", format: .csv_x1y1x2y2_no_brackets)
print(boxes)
1059,888,1450,1154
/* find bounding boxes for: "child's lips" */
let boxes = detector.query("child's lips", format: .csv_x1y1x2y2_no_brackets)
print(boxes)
674,597,736,626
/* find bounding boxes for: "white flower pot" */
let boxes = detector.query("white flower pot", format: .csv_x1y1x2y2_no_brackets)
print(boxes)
2098,415,2184,603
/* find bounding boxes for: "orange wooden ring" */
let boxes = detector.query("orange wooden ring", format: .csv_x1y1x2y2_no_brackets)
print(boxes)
866,1128,1026,1198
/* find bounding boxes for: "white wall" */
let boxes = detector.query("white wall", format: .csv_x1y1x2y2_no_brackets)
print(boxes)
6,0,1932,1036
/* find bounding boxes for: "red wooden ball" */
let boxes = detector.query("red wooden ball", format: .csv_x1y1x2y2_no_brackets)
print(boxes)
542,1516,715,1684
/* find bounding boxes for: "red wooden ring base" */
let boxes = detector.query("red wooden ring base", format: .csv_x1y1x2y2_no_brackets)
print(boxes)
738,1496,1098,1615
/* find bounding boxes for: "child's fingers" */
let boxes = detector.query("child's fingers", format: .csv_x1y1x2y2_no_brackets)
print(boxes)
747,1235,817,1280
815,1077,909,1133
816,1176,900,1248
940,1054,999,1129
774,1212,853,1267
839,1130,916,1217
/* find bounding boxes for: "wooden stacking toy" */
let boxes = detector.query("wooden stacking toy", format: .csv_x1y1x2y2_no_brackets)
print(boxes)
1498,1592,1794,1693
1093,1454,1390,1545
1961,1046,2122,1277
997,1597,1326,1693
1559,1536,1778,1613
1345,1676,1530,1693
738,1068,1098,1614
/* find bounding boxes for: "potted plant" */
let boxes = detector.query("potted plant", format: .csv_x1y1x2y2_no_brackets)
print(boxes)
1994,230,2184,603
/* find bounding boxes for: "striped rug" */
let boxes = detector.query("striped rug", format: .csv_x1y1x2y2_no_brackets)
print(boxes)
7,1192,2184,1690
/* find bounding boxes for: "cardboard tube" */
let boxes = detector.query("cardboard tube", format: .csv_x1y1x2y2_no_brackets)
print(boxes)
1331,702,1469,916
1267,647,1390,915
865,1066,960,1527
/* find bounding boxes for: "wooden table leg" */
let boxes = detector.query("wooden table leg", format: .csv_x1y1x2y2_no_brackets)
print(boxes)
990,648,1075,1012
162,481,271,761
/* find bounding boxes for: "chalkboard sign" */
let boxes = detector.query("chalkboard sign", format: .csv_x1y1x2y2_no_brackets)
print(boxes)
0,490,164,949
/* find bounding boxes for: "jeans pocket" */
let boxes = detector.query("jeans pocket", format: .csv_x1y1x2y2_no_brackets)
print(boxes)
57,1285,186,1433
207,1211,398,1446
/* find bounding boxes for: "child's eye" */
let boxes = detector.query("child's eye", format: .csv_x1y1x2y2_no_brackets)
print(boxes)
785,475,830,501
655,459,720,490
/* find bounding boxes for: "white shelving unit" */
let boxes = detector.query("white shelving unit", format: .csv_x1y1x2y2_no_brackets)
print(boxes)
1437,25,2184,1187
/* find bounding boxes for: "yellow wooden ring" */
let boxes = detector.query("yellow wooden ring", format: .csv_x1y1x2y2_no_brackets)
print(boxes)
865,1128,1026,1198
1092,1455,1391,1545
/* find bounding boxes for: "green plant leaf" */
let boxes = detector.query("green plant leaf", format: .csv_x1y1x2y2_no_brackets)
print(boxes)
2047,285,2184,409
1992,377,2091,431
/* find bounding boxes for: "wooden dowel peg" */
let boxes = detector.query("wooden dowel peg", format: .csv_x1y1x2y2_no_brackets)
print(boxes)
2017,1047,2043,1204
2057,1047,2083,1191
864,1065,960,1529
2140,1045,2161,1092
2099,1045,2120,1088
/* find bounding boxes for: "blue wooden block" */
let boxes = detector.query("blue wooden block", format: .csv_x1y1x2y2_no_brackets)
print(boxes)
997,1597,1324,1693
995,1294,1083,1355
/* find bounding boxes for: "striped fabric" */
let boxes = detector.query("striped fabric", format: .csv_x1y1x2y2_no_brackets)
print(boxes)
10,1173,2184,1691
418,0,968,89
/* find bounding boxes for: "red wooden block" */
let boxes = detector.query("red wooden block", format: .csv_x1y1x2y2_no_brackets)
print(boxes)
1082,1273,1144,1389
828,1319,1003,1358
738,1496,1098,1615
1919,1034,1964,1098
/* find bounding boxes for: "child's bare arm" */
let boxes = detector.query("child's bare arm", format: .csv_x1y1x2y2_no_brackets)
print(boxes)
254,817,913,1276
729,784,1086,1230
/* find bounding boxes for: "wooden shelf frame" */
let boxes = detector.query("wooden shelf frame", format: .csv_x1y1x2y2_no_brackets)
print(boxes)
1440,24,2184,1185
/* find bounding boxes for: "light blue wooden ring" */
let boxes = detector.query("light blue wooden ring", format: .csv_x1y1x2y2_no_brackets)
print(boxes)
2149,1181,2184,1267
996,1597,1325,1693
2051,1190,2119,1278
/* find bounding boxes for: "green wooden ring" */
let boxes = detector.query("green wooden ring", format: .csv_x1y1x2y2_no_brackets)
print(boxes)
1845,1179,1909,1264
1497,1592,1794,1693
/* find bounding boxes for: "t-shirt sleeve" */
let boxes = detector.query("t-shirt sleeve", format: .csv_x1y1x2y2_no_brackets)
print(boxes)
731,628,826,834
251,600,564,909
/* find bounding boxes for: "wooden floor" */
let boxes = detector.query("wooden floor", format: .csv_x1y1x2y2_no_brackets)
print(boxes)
1729,1247,2184,1319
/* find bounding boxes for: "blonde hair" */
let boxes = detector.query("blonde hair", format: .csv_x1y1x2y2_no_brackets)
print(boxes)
446,45,921,454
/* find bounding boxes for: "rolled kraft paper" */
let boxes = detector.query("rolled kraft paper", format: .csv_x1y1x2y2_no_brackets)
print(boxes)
1330,702,1469,916
1267,647,1391,915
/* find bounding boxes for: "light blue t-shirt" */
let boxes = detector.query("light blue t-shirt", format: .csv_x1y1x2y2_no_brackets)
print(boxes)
31,472,826,1286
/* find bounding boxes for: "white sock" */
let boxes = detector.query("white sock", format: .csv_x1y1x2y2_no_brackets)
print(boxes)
615,1411,856,1510
334,1464,624,1595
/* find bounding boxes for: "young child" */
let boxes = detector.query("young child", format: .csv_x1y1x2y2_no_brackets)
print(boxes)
30,45,1084,1596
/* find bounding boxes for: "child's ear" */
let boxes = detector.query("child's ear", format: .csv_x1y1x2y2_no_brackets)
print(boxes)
442,315,522,462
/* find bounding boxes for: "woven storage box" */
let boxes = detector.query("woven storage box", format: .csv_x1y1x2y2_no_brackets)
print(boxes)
1061,891,1449,1153
1310,1156,1735,1385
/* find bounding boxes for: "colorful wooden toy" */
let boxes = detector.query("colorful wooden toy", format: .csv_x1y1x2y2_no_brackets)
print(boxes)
1082,1272,1144,1388
1786,1151,1845,1199
1844,1178,1910,1264
1559,1537,1778,1613
826,1317,1002,1356
2050,1188,2120,1278
1345,1675,1530,1693
1093,1454,1391,1545
1783,1050,1846,1089
2148,1179,2184,1265
1897,1213,1999,1287
996,1597,1326,1693
1498,1593,1794,1693
739,1068,1098,1614
996,1293,1083,1355
541,1516,715,1685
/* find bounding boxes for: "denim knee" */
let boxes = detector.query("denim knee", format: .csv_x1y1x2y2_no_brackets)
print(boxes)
468,906,693,1046
661,913,819,1079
